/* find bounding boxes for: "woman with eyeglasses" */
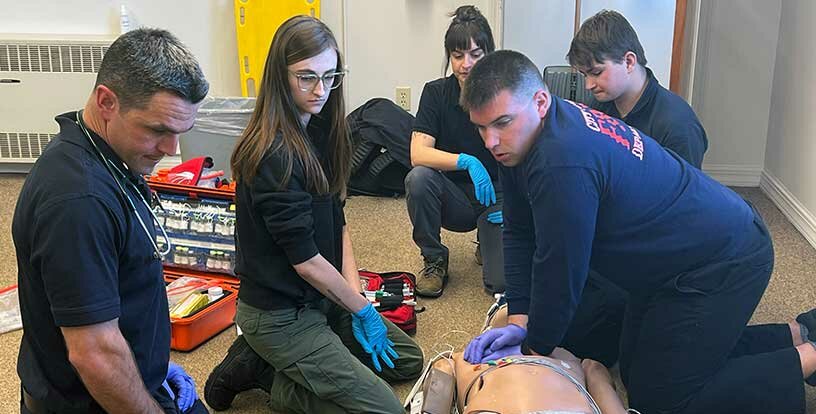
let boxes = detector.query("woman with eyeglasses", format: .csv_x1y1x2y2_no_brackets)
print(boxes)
204,15,423,414
407,5,505,297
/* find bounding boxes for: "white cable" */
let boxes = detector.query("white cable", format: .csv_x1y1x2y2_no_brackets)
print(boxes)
403,349,453,408
404,329,475,409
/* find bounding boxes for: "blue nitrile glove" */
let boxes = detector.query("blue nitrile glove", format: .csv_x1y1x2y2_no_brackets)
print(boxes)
166,362,196,412
481,343,521,362
486,210,503,224
464,324,526,364
457,154,496,207
353,303,400,372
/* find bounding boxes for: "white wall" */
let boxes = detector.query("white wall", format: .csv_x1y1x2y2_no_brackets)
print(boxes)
502,0,575,71
692,0,781,185
0,0,498,115
0,0,241,97
502,0,674,87
337,0,495,113
761,0,816,247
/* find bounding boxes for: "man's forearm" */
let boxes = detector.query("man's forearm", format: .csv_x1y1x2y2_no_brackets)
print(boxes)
63,321,163,414
77,352,163,414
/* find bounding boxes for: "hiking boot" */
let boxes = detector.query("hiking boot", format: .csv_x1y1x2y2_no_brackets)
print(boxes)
204,335,275,410
416,256,448,298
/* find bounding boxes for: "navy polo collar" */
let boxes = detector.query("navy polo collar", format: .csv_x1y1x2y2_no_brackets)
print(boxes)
625,67,660,119
55,111,147,189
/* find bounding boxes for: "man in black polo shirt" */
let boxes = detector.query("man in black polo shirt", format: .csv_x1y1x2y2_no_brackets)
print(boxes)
568,9,708,168
13,28,209,414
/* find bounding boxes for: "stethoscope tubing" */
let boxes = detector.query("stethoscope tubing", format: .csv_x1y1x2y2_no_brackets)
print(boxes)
75,110,172,260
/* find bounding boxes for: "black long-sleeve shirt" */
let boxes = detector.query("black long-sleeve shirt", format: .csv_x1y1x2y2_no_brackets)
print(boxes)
234,117,346,310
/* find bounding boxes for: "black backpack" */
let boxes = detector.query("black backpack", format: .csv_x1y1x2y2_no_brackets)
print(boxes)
346,98,413,197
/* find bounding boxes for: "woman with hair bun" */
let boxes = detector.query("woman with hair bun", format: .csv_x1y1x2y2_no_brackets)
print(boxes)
407,5,505,298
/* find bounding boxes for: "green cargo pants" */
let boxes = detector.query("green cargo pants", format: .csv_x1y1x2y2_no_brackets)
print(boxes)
236,300,424,414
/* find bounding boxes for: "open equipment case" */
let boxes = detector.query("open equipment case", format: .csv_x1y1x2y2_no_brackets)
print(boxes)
149,180,239,351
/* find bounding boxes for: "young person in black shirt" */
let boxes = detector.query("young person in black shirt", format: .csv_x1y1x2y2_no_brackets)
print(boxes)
204,16,422,413
568,9,708,168
408,5,505,297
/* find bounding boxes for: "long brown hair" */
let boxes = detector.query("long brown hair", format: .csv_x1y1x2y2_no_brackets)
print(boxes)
231,15,350,196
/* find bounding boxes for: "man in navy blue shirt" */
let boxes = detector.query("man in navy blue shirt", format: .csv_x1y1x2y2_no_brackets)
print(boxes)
461,50,816,414
568,9,708,168
556,8,710,368
13,29,209,414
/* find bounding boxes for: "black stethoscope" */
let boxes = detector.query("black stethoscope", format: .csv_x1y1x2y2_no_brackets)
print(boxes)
75,110,172,260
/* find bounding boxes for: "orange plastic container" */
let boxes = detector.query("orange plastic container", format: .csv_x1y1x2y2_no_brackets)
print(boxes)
165,269,239,352
149,179,241,351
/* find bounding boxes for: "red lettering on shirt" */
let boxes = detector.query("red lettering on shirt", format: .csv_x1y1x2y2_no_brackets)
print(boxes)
591,109,630,150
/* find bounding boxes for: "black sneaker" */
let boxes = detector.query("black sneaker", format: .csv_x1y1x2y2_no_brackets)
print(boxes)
796,308,816,341
204,335,275,410
416,256,448,298
796,308,816,386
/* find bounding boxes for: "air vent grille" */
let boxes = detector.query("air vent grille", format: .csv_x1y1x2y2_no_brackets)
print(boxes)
0,132,55,159
0,43,108,73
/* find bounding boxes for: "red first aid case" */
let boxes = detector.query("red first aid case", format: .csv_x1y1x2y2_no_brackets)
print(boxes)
358,270,418,335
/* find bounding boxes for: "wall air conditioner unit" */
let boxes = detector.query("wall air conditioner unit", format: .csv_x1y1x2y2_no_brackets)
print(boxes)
0,34,113,173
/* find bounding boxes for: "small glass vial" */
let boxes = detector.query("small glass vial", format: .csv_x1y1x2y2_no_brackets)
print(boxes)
223,253,233,272
206,250,217,270
173,246,184,265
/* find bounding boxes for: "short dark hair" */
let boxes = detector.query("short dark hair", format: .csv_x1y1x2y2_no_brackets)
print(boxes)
460,50,544,112
566,10,647,69
95,28,209,109
443,5,495,75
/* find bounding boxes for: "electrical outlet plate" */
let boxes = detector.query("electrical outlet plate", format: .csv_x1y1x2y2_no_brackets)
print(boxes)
396,86,411,111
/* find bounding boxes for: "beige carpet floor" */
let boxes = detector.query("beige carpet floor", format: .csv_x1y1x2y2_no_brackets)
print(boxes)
0,173,813,413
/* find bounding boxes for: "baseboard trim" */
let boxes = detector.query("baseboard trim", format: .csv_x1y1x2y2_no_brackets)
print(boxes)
760,170,816,249
702,164,762,187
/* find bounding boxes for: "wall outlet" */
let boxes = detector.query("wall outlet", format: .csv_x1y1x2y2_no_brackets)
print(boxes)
396,86,411,111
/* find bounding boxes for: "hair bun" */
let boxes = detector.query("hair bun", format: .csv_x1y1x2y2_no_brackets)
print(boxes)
451,5,481,23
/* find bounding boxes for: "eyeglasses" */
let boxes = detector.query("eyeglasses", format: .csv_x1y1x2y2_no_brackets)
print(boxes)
290,70,347,92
